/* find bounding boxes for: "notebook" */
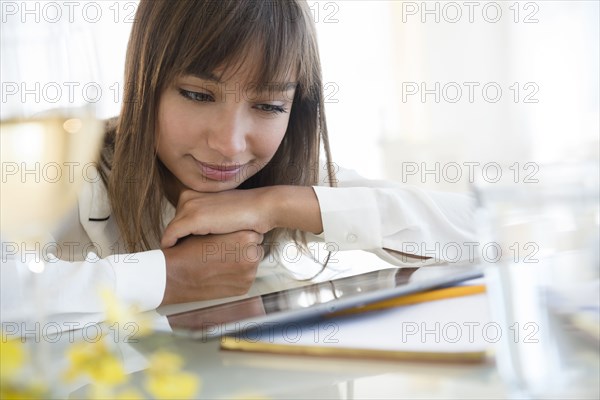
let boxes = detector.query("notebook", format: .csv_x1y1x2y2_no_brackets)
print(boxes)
219,285,491,363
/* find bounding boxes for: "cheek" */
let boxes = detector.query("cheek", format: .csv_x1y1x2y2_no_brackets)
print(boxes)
157,98,196,151
252,117,290,160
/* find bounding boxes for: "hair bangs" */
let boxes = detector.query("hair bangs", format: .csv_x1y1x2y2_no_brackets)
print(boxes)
175,0,313,96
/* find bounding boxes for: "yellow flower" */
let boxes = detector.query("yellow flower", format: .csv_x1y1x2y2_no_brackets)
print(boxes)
113,388,145,400
86,384,144,400
144,350,200,399
63,339,127,385
87,384,115,400
0,383,46,400
146,350,183,374
146,372,199,399
0,337,24,380
100,287,152,337
0,335,48,398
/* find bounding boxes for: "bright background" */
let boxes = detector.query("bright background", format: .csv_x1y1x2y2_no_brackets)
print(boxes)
315,0,599,192
4,0,598,193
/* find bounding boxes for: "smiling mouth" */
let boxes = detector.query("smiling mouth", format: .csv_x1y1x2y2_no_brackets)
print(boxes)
194,158,247,181
199,162,244,171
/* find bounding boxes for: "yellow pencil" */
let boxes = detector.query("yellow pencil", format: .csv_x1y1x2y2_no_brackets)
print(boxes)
329,284,486,317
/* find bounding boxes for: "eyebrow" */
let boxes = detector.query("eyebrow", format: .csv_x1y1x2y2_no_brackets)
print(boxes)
187,72,297,93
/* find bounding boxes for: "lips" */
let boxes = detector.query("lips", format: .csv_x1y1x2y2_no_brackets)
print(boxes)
194,158,246,181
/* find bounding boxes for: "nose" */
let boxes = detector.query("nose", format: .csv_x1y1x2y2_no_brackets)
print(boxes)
206,106,248,159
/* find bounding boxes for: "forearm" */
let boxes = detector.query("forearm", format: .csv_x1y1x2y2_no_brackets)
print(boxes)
267,185,323,235
161,186,324,247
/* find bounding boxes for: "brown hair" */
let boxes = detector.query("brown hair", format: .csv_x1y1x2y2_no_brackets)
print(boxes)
101,0,335,252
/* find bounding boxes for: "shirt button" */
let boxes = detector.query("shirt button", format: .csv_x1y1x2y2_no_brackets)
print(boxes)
346,233,357,243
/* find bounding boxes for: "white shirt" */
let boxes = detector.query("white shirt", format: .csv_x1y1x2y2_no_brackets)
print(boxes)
0,165,475,331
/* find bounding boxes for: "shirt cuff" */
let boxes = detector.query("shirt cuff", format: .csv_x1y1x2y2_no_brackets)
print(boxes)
109,249,166,312
312,186,382,251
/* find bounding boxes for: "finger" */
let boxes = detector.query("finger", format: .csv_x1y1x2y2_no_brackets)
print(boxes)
240,243,264,264
161,216,201,248
235,230,264,244
256,244,265,261
193,282,252,299
161,223,179,248
177,189,202,206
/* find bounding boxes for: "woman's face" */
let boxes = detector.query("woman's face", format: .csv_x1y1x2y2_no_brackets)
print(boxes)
156,62,296,194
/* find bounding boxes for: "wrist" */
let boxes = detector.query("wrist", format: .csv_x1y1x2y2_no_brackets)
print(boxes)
262,185,323,234
160,246,183,305
258,186,283,232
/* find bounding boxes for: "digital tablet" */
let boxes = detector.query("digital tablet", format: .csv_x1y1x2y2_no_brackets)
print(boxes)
168,263,484,340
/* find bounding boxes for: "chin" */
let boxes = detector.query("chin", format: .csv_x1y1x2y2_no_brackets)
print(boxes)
188,179,242,193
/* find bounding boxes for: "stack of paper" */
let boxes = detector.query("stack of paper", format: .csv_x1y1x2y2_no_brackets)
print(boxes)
221,289,492,363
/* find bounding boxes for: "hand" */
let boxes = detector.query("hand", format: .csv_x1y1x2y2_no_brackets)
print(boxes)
160,231,264,305
161,186,324,248
161,188,273,248
167,297,266,331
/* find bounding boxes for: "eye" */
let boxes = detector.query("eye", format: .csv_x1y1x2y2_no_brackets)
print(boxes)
178,88,214,102
254,104,288,114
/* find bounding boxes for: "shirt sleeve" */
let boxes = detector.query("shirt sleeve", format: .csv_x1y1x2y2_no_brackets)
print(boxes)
0,246,166,334
311,165,477,265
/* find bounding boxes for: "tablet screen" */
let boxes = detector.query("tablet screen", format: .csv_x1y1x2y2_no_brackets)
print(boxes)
168,265,482,340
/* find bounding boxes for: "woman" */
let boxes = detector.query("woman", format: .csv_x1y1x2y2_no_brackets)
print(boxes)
1,0,474,328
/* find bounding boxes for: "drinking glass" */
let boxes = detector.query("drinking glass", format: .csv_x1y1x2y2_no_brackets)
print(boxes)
474,162,599,399
1,20,104,273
